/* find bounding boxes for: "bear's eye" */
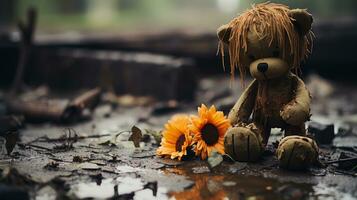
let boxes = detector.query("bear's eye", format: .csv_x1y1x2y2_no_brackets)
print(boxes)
273,50,280,58
248,54,256,60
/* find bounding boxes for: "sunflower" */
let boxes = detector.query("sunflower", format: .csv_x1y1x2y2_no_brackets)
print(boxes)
190,104,231,160
156,114,193,160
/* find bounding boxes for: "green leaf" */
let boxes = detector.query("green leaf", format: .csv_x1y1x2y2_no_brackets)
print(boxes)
207,150,223,169
145,129,162,145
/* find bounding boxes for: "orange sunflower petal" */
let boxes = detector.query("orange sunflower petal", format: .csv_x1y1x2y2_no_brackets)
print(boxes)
190,104,231,160
157,114,193,160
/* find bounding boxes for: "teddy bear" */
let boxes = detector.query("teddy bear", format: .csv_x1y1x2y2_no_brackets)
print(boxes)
217,2,319,170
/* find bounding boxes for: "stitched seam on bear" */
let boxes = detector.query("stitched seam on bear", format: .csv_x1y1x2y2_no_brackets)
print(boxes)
247,135,250,161
232,134,237,159
287,142,297,168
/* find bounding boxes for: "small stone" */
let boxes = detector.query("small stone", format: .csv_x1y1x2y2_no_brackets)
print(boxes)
73,156,83,162
78,162,101,170
207,151,223,169
90,160,106,166
308,121,334,144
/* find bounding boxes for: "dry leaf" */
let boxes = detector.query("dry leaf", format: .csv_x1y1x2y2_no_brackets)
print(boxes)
5,132,19,155
129,126,142,147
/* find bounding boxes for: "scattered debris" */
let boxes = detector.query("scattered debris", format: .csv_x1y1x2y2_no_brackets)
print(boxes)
207,151,223,169
78,162,101,170
97,135,119,147
129,126,142,148
336,152,357,171
308,122,335,144
3,131,19,155
5,88,101,123
144,129,162,145
59,87,101,122
0,115,23,154
72,156,83,163
151,100,180,116
44,161,59,170
52,128,78,151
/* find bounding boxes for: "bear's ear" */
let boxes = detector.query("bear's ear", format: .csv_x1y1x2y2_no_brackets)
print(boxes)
289,9,313,36
217,24,232,44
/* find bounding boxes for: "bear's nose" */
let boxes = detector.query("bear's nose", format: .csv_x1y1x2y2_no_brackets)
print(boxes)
257,63,268,73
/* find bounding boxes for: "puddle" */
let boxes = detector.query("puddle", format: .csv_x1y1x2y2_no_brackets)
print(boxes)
69,178,115,199
68,165,192,199
170,175,312,200
170,174,357,200
69,176,168,199
313,183,356,200
67,164,356,199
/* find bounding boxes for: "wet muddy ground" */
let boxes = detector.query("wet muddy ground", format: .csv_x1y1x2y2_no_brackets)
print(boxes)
0,75,357,200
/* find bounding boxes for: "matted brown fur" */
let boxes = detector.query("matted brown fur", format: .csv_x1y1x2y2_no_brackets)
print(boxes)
218,2,314,83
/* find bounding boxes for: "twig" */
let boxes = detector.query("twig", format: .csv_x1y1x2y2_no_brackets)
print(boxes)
11,7,37,95
18,143,52,151
334,169,356,176
26,130,130,144
323,157,357,164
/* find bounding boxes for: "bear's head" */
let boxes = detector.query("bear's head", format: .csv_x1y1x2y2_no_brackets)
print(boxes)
217,2,313,81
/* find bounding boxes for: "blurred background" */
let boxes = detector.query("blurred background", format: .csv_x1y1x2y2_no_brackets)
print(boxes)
0,0,357,98
2,0,357,33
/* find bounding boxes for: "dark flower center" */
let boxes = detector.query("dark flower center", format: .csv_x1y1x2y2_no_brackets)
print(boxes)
176,134,186,152
201,123,219,146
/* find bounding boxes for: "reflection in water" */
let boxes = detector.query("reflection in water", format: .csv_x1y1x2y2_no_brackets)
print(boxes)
312,183,355,200
69,178,115,199
170,176,228,200
69,176,168,200
168,167,314,200
67,164,354,199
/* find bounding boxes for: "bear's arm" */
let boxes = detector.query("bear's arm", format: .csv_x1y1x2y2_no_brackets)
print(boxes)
280,75,311,125
228,80,258,125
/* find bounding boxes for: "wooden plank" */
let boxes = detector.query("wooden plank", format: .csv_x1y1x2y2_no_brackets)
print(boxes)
30,48,197,101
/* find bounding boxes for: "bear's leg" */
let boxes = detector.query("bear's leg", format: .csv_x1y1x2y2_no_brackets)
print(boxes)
276,124,319,170
224,122,266,162
284,124,306,136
